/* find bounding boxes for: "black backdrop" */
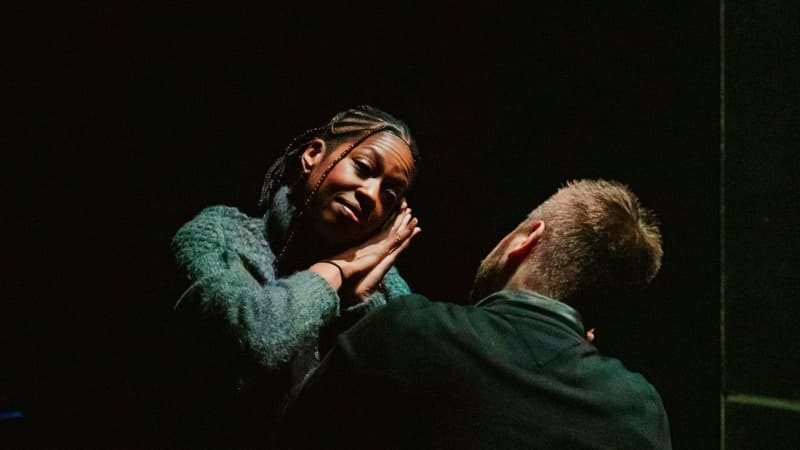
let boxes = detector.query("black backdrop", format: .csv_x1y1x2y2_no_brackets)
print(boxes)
6,3,719,448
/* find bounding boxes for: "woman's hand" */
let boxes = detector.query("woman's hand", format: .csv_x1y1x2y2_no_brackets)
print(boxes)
346,209,421,304
310,204,420,303
336,204,419,277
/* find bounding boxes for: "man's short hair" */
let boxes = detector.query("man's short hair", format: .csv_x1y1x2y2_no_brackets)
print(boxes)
519,179,663,304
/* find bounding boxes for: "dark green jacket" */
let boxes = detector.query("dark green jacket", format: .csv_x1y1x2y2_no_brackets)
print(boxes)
287,290,671,450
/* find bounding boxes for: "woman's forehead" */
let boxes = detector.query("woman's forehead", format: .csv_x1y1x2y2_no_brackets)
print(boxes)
350,133,414,177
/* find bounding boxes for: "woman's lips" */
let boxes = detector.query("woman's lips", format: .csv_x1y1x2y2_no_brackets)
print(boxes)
335,199,361,223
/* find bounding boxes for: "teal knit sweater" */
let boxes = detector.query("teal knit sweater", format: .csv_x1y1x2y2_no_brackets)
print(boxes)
171,186,411,388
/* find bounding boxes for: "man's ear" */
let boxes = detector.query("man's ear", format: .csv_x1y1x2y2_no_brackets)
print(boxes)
507,221,546,265
300,139,327,174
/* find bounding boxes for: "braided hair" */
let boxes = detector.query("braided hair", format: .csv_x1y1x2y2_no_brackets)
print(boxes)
258,105,420,210
260,105,421,269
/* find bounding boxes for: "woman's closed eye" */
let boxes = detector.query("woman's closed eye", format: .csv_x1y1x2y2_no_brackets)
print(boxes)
352,157,404,205
353,159,373,177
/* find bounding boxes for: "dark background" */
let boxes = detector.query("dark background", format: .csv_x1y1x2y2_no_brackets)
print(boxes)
6,3,721,448
723,0,800,448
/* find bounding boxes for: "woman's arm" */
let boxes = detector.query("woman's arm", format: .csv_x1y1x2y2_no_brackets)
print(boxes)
342,266,412,315
172,205,419,370
172,206,341,370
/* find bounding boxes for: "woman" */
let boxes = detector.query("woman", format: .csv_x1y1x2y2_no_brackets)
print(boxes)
170,105,421,446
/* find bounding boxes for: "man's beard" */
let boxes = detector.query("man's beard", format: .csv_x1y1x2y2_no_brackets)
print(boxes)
470,256,509,303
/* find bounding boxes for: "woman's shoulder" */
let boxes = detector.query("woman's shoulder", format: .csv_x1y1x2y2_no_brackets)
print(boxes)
172,205,267,255
194,204,251,222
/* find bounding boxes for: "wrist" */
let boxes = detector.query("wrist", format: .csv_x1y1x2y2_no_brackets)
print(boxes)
309,262,345,290
328,258,358,279
319,260,345,284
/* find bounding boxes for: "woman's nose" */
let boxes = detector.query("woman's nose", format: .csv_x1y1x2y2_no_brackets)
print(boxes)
355,179,380,212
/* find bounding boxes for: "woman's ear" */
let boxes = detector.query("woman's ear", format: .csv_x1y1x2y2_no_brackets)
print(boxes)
300,139,327,174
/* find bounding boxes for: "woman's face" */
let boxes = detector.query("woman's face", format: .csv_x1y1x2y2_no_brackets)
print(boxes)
302,132,414,246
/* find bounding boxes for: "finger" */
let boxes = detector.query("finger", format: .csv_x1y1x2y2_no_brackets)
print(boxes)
390,217,417,250
402,216,419,237
384,205,409,232
390,211,413,238
400,211,414,230
390,208,411,233
391,227,420,257
355,228,422,297
391,224,421,253
371,232,416,280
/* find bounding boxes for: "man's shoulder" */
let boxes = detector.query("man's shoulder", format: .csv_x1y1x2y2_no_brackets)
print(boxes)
342,294,494,353
335,295,495,382
369,293,481,328
381,293,440,312
587,353,666,412
592,356,671,445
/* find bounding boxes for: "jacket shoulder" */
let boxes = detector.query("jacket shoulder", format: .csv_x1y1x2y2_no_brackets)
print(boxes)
343,294,488,354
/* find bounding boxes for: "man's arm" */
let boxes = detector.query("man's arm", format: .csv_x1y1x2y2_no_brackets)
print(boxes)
283,295,434,450
283,336,400,450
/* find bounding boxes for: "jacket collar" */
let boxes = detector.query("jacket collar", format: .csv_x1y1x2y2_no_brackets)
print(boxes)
476,289,585,337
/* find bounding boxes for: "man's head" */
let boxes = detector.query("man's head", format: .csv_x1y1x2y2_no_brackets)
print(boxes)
471,179,663,308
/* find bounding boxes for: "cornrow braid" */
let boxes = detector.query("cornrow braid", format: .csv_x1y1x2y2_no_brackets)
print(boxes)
258,105,420,210
258,125,327,210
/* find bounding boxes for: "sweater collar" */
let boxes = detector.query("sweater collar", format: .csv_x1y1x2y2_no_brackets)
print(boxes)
476,289,586,337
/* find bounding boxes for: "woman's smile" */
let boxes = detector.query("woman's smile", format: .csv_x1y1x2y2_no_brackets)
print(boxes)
334,197,362,223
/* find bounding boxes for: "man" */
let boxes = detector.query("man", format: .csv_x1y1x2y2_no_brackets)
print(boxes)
284,179,671,449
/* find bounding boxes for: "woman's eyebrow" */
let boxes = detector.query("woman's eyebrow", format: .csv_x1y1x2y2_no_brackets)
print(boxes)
358,147,385,171
358,147,411,188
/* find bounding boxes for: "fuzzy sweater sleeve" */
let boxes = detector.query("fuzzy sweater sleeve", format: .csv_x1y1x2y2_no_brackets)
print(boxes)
172,206,340,371
342,265,412,316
